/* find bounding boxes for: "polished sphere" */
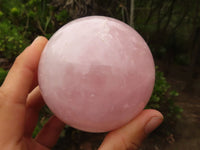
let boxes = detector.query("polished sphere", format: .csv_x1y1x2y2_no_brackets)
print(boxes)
38,16,155,132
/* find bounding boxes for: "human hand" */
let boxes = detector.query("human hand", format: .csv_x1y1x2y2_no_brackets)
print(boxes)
0,37,65,150
99,109,163,150
0,36,163,150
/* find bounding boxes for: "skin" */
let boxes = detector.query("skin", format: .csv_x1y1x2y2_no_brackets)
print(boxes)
0,36,163,150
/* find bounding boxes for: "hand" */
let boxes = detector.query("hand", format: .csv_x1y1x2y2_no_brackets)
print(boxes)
0,36,163,150
99,109,163,150
0,37,65,150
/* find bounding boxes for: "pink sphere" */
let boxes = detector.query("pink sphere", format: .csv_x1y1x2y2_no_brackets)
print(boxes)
38,16,155,132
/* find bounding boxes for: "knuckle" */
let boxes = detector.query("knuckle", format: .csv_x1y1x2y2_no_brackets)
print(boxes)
128,141,139,150
14,55,22,67
0,88,7,107
119,134,139,150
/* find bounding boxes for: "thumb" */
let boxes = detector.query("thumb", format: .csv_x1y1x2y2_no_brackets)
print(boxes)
99,109,163,150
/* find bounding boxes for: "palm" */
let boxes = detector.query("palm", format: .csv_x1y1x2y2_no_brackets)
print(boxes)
0,85,64,150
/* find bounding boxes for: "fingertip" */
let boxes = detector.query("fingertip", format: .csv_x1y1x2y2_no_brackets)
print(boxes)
31,36,48,46
144,116,163,135
143,109,164,120
141,109,163,135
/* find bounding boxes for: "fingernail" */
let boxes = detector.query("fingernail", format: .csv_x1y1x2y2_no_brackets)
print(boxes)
31,36,42,45
145,116,163,134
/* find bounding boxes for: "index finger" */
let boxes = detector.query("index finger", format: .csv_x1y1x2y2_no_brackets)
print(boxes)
1,36,48,104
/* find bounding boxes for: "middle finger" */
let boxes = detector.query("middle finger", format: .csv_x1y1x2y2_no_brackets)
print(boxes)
24,86,45,137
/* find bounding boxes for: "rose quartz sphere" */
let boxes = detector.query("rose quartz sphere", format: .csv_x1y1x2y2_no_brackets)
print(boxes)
38,16,155,133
